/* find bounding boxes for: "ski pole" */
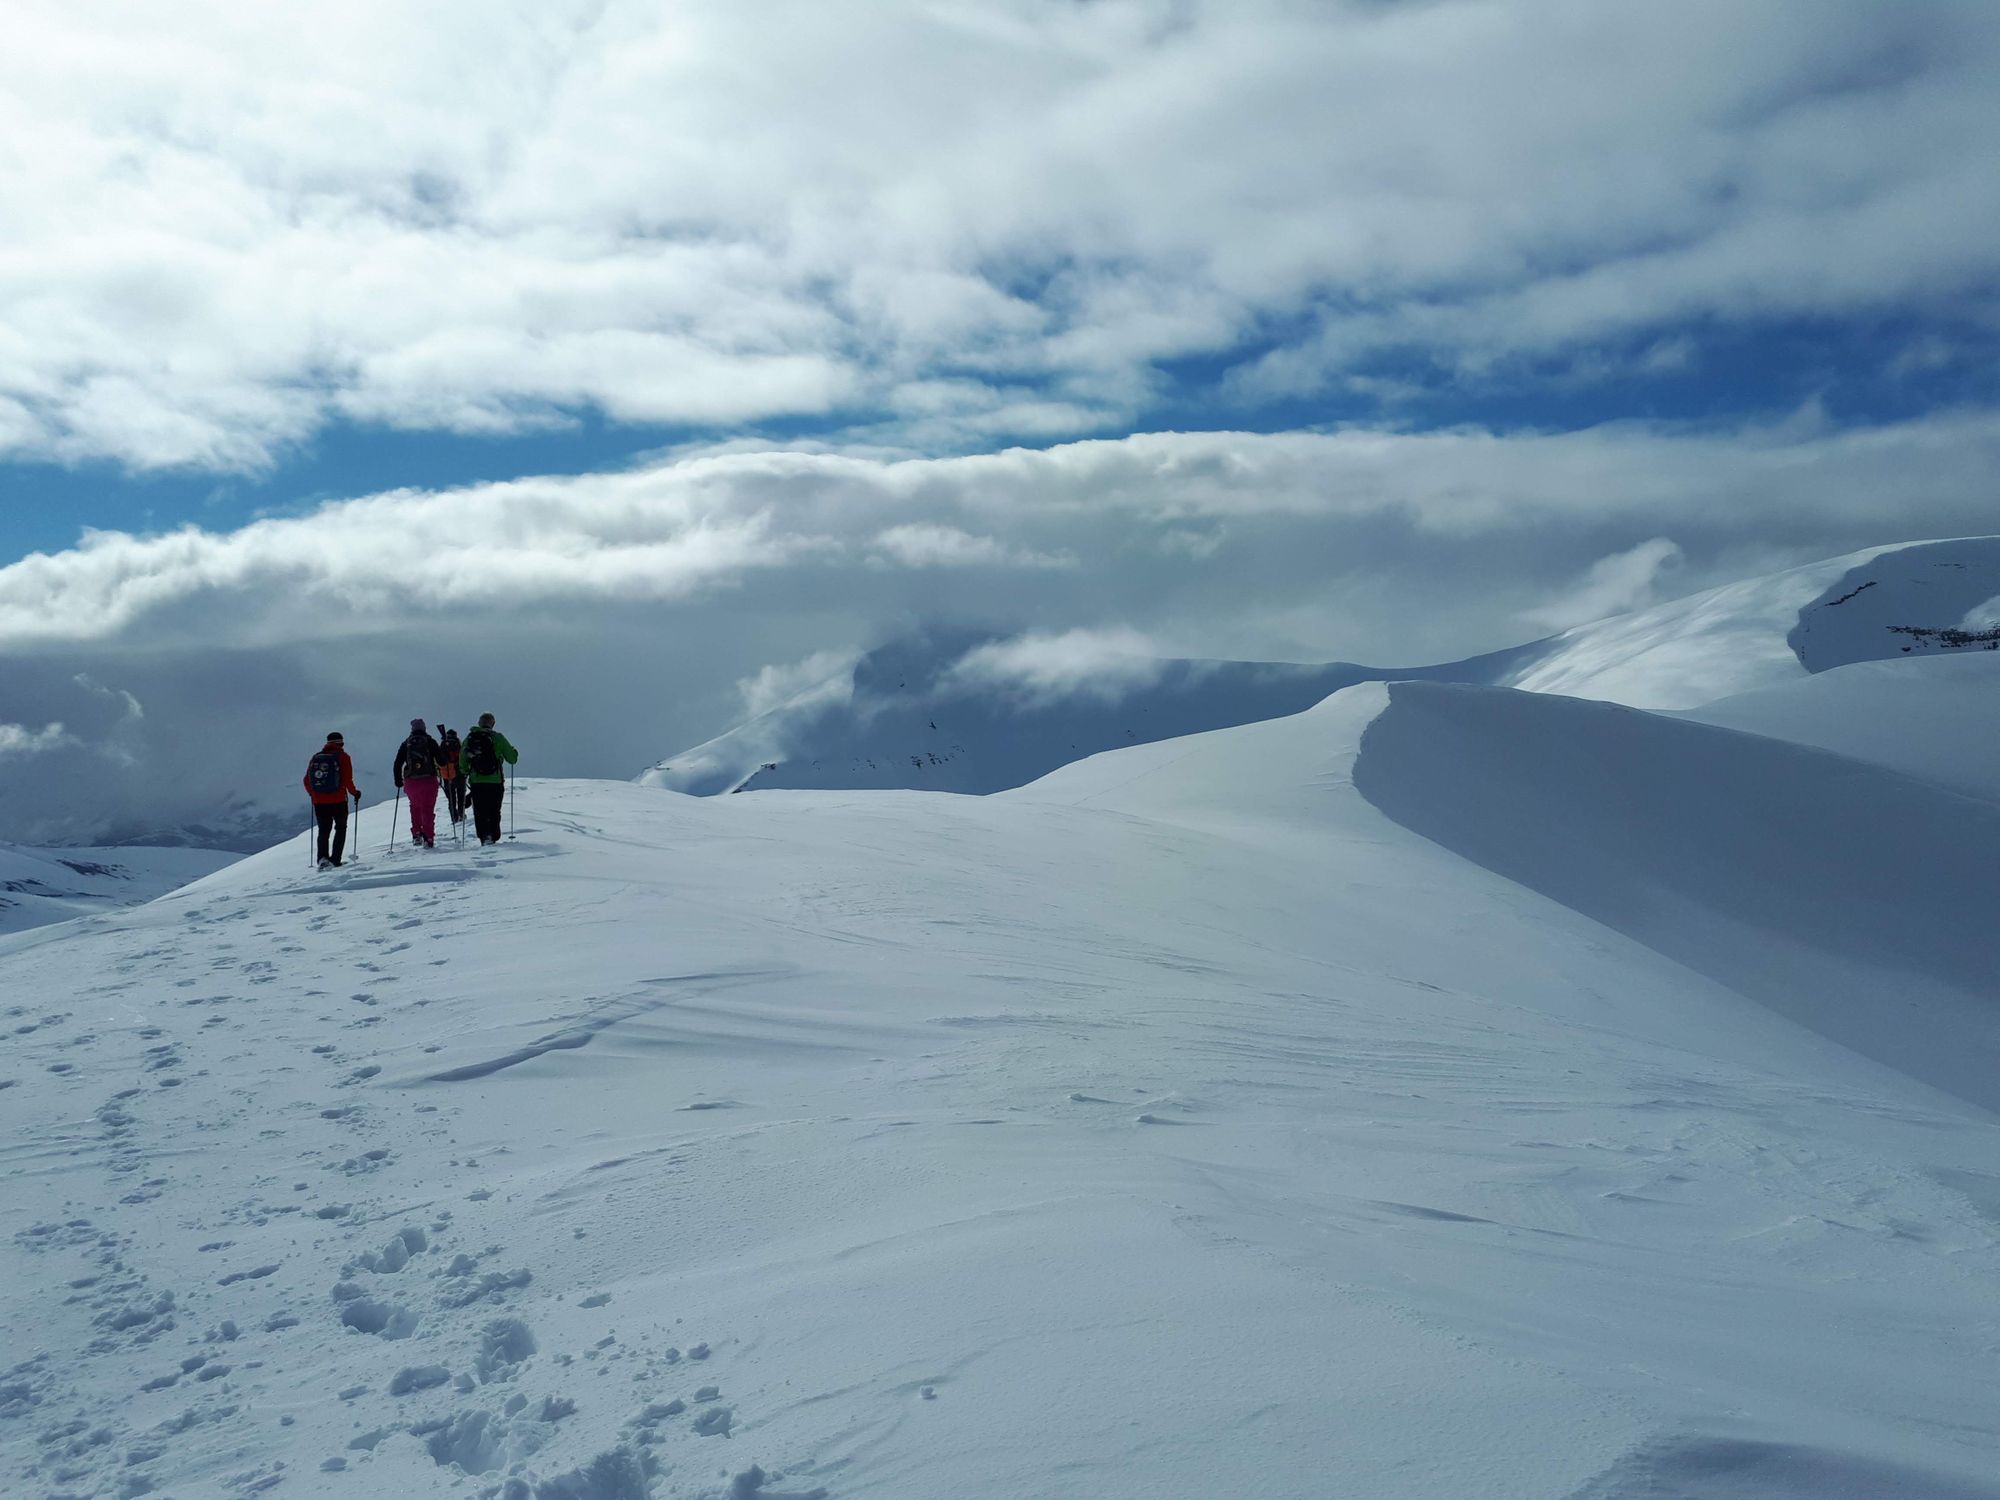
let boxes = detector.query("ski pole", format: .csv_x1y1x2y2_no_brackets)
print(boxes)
385,786,401,854
508,776,516,840
308,805,316,869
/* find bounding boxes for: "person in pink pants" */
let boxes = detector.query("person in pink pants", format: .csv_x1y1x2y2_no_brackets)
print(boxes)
392,718,444,848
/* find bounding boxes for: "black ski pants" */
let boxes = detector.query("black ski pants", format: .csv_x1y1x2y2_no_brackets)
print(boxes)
470,781,505,844
313,801,349,864
442,774,467,822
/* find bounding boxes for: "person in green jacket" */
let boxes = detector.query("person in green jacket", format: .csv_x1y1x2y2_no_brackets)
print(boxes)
461,712,519,845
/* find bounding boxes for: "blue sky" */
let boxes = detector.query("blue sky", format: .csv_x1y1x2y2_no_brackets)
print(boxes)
11,307,1996,564
3,0,2000,840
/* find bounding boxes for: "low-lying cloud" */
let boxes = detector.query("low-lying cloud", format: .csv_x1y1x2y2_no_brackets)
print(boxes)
8,414,2000,658
2,414,1997,843
734,650,863,721
1523,539,1687,633
944,628,1170,707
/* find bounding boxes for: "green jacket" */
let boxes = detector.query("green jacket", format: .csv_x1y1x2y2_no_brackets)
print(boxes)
462,727,518,785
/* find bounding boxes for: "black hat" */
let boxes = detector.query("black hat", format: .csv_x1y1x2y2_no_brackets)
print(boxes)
326,731,344,743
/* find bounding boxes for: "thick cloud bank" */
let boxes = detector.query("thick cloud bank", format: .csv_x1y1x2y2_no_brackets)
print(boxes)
1,418,1997,844
4,0,1999,469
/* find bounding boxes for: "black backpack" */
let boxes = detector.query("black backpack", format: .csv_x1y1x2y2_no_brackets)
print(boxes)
465,728,500,776
402,734,438,778
307,750,342,796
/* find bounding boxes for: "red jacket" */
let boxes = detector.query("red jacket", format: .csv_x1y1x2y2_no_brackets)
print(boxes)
305,742,360,805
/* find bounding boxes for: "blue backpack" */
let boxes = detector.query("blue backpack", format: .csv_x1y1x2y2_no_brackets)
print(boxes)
307,750,343,796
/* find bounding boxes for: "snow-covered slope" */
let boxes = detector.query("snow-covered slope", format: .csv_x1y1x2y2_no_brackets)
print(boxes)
6,687,1999,1498
637,631,1535,797
1353,681,2000,1108
1510,534,2000,708
0,843,239,936
644,537,2000,797
1680,652,2000,805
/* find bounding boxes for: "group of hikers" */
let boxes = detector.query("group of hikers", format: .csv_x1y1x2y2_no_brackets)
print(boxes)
304,714,519,868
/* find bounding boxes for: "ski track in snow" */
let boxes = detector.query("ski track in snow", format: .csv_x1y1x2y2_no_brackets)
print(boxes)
3,678,2000,1497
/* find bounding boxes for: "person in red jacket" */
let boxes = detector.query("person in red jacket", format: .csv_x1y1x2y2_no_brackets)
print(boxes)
304,731,362,869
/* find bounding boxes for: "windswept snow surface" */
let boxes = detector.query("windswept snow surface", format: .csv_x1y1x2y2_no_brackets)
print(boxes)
1353,682,2000,1110
1508,535,2000,709
0,844,239,937
643,537,2000,798
1678,653,2000,805
5,692,2000,1498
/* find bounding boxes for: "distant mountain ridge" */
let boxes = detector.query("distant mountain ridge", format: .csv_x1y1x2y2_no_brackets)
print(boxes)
638,631,1545,797
640,536,2000,798
0,843,239,936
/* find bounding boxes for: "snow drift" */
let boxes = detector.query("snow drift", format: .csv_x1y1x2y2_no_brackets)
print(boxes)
1680,651,2000,805
1353,681,2000,1112
5,670,1998,1496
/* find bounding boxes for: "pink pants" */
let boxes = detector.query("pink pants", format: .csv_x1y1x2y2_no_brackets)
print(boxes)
405,775,439,844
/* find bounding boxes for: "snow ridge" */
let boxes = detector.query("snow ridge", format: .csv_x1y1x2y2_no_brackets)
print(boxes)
1354,680,2000,1111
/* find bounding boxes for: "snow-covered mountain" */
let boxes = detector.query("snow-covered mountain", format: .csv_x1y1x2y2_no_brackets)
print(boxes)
1512,533,2000,706
641,536,2000,796
91,806,311,858
6,658,1998,1496
638,629,1542,796
0,843,239,937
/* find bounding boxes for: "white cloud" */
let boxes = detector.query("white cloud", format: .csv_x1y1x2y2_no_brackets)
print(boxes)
1523,538,1687,633
74,673,145,721
0,413,1997,842
3,1,1998,469
736,650,861,720
0,722,73,756
3,416,1999,655
872,524,1073,570
944,627,1171,705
